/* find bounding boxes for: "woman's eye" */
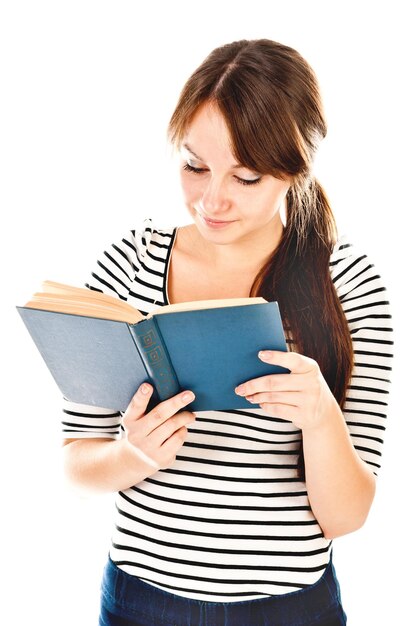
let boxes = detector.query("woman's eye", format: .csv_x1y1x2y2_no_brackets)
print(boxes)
182,163,207,175
237,176,262,186
182,162,262,186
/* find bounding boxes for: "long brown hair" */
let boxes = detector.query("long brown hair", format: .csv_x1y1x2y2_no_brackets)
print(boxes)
167,39,353,475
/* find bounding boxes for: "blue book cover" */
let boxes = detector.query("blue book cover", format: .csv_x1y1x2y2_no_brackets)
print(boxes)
17,300,288,413
150,303,288,411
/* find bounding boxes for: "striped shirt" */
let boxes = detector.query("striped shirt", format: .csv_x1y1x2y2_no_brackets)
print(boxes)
62,218,393,601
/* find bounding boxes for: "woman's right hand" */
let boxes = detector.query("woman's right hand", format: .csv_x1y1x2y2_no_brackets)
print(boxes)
121,383,196,473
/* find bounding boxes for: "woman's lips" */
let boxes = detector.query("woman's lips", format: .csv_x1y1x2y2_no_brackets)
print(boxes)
200,214,236,228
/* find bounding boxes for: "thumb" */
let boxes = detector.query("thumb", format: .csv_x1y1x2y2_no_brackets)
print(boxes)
124,383,154,421
259,350,316,374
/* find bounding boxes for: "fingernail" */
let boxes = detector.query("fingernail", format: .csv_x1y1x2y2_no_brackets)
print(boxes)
259,350,272,360
182,391,195,402
141,383,151,394
235,385,246,395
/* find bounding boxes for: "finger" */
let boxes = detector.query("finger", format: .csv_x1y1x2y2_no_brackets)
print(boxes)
235,373,301,397
257,402,299,422
235,352,317,395
245,391,300,407
258,350,317,374
158,425,190,467
123,383,154,423
147,410,196,446
141,390,195,435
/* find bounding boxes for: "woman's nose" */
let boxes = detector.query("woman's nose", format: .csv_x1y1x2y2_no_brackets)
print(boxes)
200,178,232,215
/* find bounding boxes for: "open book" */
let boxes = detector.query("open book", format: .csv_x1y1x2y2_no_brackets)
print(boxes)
17,281,288,412
23,280,268,322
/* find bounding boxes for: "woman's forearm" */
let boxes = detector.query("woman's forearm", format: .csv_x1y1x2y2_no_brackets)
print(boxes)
62,438,154,495
61,386,196,496
302,399,376,539
237,350,378,539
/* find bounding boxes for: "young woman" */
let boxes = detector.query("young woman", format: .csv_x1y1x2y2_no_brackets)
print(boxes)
62,39,393,625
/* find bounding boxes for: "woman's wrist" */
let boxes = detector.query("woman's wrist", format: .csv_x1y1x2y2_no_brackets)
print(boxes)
301,391,345,434
117,437,157,482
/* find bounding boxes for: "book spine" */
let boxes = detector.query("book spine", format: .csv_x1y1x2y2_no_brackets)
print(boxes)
130,318,181,402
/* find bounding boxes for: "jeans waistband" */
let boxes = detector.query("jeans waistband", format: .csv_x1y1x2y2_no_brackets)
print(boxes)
101,554,344,626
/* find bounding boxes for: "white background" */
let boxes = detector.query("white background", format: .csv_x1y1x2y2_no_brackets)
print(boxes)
0,1,414,624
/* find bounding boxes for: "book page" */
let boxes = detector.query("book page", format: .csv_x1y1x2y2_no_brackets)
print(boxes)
26,281,143,324
25,298,142,323
41,281,138,310
152,297,267,316
24,280,267,323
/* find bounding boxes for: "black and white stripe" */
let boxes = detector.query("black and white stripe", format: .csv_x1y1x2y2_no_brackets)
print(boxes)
62,218,393,601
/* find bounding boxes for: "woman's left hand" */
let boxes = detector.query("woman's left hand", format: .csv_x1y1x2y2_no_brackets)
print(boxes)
235,350,339,431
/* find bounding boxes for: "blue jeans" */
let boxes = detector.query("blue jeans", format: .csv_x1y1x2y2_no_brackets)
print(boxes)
99,557,347,626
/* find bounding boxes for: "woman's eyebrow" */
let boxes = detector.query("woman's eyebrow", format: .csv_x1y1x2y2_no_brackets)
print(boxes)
182,143,245,170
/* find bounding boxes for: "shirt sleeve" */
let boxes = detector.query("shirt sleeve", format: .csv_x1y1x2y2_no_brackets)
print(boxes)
61,218,153,439
330,238,394,475
86,218,153,299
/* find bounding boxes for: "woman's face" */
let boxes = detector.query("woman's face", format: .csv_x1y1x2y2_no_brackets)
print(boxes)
178,102,291,246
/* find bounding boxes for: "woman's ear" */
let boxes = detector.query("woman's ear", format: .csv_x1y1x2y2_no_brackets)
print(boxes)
279,194,288,227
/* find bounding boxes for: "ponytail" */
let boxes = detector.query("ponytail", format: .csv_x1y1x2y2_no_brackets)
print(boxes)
250,178,354,478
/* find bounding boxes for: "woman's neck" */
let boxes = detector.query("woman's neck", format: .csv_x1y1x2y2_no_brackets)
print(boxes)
181,217,283,274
